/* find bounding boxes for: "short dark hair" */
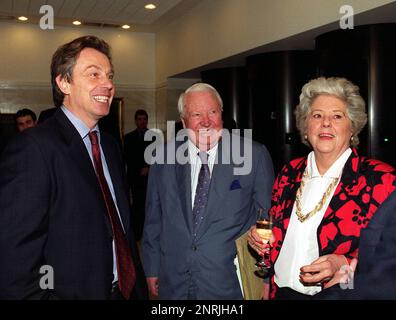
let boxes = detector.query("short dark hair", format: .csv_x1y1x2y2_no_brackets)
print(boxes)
50,35,113,107
16,108,37,122
134,109,148,120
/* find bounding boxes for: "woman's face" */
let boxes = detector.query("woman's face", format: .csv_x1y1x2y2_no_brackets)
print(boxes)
306,95,353,160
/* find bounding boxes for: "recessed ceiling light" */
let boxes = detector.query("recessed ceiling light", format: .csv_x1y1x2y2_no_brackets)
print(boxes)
121,24,131,29
145,4,156,10
72,20,82,25
18,16,28,21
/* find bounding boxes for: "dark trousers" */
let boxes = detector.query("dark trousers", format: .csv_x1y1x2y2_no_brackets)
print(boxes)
275,287,315,300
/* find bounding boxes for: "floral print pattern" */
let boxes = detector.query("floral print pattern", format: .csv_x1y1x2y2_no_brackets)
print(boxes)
269,148,396,299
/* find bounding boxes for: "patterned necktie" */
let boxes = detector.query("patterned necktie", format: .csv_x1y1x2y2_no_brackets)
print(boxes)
88,131,136,300
192,152,211,237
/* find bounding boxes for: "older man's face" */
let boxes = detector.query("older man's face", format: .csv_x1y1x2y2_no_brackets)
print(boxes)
182,91,223,151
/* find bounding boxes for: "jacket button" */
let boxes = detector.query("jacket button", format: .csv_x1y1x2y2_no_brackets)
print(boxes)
192,245,197,251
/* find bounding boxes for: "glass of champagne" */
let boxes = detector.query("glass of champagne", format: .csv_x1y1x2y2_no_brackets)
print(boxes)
255,208,273,278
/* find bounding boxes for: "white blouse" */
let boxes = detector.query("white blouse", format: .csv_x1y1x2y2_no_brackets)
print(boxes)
274,148,352,295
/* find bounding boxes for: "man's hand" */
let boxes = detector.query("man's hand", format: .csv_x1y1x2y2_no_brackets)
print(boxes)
299,254,349,286
147,277,159,297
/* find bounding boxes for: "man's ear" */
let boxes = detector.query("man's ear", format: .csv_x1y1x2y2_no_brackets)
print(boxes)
55,75,71,94
181,117,186,129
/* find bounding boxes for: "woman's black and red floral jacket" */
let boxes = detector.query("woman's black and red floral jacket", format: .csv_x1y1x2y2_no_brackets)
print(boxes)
269,148,396,299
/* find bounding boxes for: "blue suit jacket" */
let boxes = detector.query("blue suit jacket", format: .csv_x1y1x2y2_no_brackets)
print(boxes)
0,109,147,299
318,189,396,299
141,135,274,299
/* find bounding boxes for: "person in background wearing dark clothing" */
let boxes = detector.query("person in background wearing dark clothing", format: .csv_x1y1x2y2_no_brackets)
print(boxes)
0,35,147,300
124,109,152,242
38,107,57,124
16,108,37,132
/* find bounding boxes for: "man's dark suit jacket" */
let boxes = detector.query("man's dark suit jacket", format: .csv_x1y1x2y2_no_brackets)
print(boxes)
0,109,147,299
318,189,396,299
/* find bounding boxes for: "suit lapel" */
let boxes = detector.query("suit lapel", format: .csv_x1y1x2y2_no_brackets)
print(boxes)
175,141,193,234
101,135,131,236
54,110,113,236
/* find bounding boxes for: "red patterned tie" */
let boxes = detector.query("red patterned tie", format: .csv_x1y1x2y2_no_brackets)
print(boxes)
88,131,136,299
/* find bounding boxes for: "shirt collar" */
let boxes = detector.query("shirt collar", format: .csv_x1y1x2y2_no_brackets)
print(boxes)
187,139,218,163
307,148,352,178
61,105,100,139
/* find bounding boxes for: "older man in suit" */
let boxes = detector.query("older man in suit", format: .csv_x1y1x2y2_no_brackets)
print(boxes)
141,83,274,299
0,36,147,300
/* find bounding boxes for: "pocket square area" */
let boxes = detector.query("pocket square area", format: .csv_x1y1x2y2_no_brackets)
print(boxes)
230,179,242,190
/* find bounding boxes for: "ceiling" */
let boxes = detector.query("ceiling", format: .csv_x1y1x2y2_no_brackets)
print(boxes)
0,0,201,32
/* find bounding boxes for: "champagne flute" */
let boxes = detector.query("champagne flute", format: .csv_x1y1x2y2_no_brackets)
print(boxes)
255,208,273,278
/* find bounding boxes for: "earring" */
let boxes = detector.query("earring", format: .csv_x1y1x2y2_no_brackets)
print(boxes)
351,136,354,142
304,135,308,140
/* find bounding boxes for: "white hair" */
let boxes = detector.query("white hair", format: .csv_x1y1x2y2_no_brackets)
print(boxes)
295,77,367,148
177,82,223,117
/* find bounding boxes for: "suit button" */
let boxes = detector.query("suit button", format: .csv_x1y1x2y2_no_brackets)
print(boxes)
192,245,197,251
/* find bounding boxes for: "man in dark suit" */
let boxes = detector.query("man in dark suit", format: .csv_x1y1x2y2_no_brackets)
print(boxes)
141,83,274,299
124,109,152,241
0,36,147,300
317,188,396,299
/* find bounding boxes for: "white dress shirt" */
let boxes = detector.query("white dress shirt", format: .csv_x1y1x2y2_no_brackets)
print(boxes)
188,140,218,209
274,148,352,295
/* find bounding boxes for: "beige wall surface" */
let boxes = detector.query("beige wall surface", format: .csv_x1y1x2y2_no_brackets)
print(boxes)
156,0,395,83
0,21,155,86
0,21,156,129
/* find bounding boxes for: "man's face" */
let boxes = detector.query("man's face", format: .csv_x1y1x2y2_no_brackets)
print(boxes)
16,115,36,132
135,115,148,131
57,48,115,129
182,90,223,151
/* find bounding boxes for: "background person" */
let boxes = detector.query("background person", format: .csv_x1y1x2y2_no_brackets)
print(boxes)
15,108,37,132
124,109,153,241
249,77,396,299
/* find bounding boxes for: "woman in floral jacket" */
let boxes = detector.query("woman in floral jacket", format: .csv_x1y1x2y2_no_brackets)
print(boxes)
249,77,395,299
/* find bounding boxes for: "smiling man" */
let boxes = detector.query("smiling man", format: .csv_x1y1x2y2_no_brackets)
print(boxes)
0,36,147,300
141,83,275,299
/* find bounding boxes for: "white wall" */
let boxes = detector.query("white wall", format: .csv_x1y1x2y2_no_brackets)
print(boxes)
156,0,395,84
0,21,156,133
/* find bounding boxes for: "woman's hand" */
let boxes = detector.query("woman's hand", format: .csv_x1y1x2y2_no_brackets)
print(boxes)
299,254,349,287
247,225,274,256
324,258,358,288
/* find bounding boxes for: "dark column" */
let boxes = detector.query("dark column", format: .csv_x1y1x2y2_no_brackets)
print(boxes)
246,51,315,172
316,24,396,167
201,67,248,130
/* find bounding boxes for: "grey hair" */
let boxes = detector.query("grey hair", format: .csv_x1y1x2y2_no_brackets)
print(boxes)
295,77,367,148
177,82,223,118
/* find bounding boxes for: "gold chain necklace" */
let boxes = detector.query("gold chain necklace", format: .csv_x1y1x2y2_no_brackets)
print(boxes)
295,170,339,223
